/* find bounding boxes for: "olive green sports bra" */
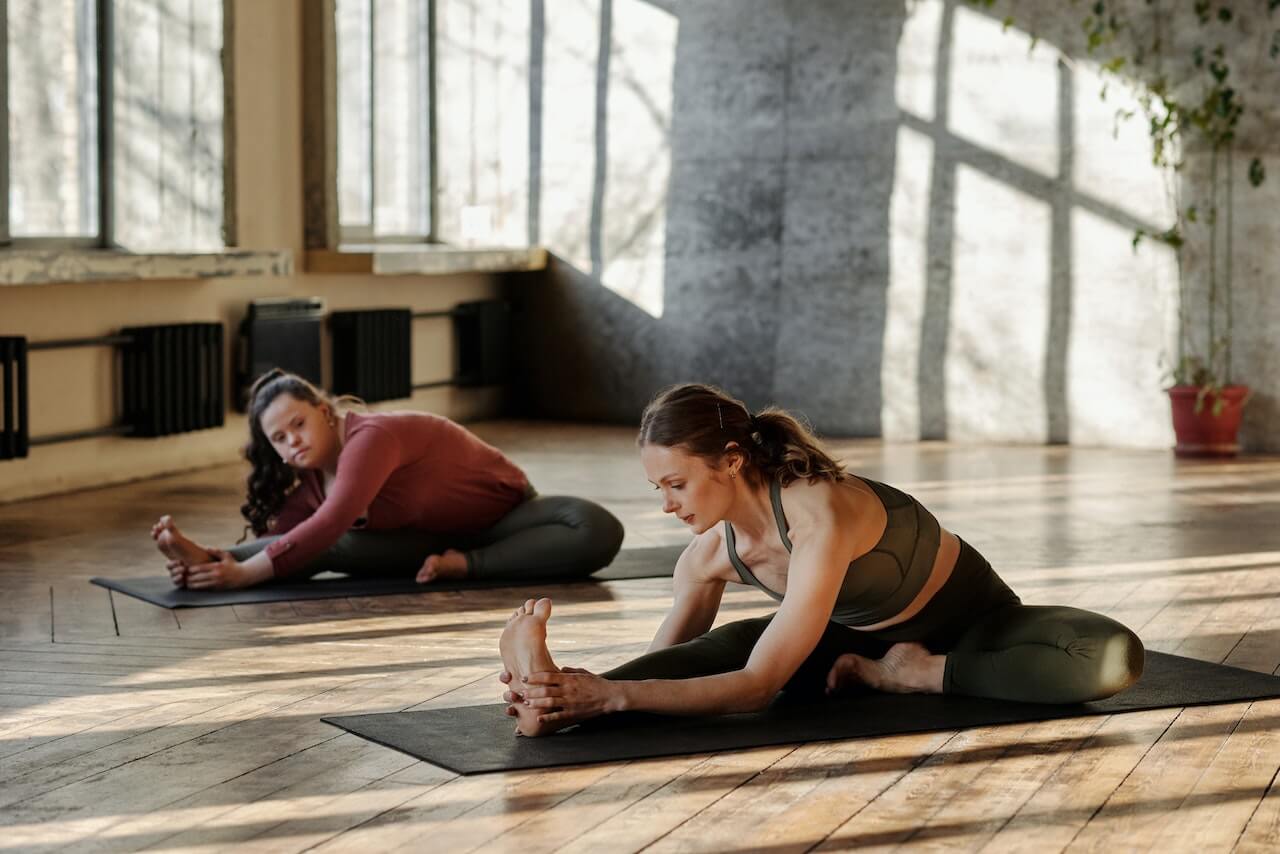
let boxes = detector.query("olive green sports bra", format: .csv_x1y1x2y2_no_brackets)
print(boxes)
723,477,942,627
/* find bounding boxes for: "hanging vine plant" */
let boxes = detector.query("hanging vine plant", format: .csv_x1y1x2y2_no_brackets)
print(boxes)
971,0,1280,414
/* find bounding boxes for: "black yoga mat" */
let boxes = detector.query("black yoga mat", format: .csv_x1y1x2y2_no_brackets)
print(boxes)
91,544,683,608
324,651,1280,775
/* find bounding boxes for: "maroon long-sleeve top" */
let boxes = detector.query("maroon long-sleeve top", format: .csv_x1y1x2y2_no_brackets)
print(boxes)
264,411,530,577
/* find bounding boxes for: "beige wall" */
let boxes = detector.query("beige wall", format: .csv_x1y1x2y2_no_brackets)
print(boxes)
0,0,503,504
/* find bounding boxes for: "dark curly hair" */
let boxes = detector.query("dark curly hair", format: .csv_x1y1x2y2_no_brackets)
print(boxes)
239,369,345,539
637,383,852,487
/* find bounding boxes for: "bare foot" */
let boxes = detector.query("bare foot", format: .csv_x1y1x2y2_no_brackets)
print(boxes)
416,549,469,584
498,598,573,736
151,516,215,567
825,642,945,695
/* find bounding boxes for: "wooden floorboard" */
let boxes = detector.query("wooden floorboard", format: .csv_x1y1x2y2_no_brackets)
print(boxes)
0,427,1278,851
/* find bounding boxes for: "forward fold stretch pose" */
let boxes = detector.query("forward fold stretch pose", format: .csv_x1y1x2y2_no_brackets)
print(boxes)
498,383,1145,736
151,370,623,590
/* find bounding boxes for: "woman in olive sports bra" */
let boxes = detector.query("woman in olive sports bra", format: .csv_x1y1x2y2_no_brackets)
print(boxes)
496,383,1145,737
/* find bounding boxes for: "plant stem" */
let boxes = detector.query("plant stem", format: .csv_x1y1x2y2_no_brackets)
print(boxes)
1208,142,1218,384
1225,142,1233,384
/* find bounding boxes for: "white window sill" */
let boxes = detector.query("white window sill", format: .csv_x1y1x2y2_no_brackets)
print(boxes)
0,249,294,286
305,244,548,276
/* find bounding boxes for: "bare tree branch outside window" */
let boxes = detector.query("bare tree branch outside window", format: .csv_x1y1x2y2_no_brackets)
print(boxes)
5,0,223,250
336,0,434,242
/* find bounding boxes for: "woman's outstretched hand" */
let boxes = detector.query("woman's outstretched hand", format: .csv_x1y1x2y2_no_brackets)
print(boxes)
500,667,597,722
165,558,188,588
518,668,618,725
184,549,256,590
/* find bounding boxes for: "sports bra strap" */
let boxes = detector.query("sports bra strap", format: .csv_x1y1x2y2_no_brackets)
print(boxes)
769,478,793,551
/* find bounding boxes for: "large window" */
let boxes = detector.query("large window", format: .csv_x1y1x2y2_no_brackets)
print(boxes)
3,0,224,251
335,0,435,243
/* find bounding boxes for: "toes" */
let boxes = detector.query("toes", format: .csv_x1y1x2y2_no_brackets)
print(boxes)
532,597,553,621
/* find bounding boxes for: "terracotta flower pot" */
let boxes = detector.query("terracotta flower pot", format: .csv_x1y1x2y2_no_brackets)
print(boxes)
1166,384,1251,458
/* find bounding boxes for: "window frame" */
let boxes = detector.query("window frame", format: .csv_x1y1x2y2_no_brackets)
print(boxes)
309,0,439,249
0,0,236,252
0,0,113,248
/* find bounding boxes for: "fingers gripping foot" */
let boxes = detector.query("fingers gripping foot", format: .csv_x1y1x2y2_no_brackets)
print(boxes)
499,598,563,736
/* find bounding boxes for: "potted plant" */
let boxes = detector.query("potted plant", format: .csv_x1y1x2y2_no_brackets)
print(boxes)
977,1,1277,456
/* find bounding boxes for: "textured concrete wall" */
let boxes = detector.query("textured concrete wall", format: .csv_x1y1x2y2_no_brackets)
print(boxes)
461,0,1280,449
505,0,907,435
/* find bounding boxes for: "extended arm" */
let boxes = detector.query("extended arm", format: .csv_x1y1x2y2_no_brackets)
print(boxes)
261,425,402,577
185,426,401,589
616,526,851,715
523,512,859,722
647,537,727,652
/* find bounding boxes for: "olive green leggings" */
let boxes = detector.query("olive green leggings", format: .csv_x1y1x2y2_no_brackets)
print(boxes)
604,540,1145,705
228,494,624,582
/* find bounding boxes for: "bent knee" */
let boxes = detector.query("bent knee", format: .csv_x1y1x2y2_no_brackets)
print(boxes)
1093,627,1145,699
576,502,625,561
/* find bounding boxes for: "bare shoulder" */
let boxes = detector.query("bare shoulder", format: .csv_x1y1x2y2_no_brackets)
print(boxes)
778,476,883,547
674,526,737,585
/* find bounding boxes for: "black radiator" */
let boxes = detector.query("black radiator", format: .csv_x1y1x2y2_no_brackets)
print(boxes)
453,300,511,387
121,323,225,437
330,309,412,403
0,336,29,460
236,298,325,409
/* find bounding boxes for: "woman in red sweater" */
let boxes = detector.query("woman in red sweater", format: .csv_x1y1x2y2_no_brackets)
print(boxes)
152,369,623,590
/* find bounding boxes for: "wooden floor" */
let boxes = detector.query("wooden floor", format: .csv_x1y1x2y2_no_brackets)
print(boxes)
2,422,1278,852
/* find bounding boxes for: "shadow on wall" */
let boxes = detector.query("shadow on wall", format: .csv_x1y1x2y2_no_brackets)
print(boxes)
465,1,1179,446
503,0,904,435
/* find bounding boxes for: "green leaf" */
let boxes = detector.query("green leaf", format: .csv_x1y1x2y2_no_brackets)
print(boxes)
1186,205,1198,222
1217,8,1232,23
1131,230,1145,252
1002,16,1014,32
1102,56,1126,73
1215,87,1236,116
1249,158,1266,187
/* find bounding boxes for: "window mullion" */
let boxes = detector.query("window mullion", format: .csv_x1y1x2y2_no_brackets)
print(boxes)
96,0,114,248
367,0,376,239
0,0,10,247
426,0,436,242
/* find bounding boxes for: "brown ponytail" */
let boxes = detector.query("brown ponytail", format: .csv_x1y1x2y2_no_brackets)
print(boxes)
637,383,851,487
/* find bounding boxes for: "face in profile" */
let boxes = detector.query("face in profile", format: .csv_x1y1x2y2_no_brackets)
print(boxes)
640,443,737,534
259,394,338,470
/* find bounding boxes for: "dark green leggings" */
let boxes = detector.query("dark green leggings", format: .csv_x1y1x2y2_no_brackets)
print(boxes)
228,494,624,582
604,540,1145,705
